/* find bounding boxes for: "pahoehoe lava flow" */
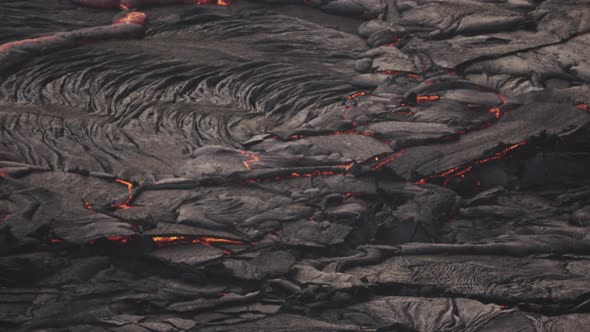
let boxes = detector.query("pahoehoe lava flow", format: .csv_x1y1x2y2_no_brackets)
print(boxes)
1,0,590,331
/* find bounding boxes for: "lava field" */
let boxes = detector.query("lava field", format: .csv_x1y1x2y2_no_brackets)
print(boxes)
1,0,590,331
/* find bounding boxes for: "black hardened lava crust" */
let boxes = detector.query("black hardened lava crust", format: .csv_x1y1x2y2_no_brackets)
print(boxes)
1,0,590,331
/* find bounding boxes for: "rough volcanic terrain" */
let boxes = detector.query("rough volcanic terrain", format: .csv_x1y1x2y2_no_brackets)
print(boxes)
1,0,590,331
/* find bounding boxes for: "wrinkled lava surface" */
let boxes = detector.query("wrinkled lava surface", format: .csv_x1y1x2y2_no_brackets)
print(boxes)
1,0,590,331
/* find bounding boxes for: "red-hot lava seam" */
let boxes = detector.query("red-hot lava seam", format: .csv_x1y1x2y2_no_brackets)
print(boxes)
105,235,246,255
416,95,440,103
83,178,136,211
370,149,406,171
226,164,355,186
346,91,370,100
239,150,261,171
415,141,527,186
113,12,148,25
112,178,135,209
227,149,407,186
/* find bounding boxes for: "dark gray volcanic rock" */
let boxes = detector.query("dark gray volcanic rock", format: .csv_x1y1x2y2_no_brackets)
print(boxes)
1,0,590,331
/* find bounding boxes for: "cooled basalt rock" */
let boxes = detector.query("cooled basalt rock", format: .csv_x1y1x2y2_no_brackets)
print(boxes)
1,0,590,331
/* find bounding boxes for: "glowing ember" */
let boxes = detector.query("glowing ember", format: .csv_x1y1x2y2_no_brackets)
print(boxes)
49,238,64,244
576,103,590,112
489,107,501,119
416,141,527,186
416,95,440,103
113,12,147,25
346,91,369,99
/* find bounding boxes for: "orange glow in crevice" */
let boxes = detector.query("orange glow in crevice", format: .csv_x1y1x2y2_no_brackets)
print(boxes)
113,12,147,25
223,162,356,187
239,150,260,171
576,103,590,112
370,149,406,171
346,91,369,100
489,107,502,119
415,141,527,186
416,95,440,103
112,178,135,209
152,236,246,255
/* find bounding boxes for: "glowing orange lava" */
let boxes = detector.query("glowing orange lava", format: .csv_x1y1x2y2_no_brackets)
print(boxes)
416,141,527,186
416,95,440,103
346,91,369,99
112,178,135,209
489,107,501,119
113,12,147,25
152,236,245,255
239,151,260,171
371,149,406,171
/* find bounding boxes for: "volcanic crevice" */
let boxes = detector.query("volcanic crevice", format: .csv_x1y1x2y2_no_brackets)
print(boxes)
1,0,590,331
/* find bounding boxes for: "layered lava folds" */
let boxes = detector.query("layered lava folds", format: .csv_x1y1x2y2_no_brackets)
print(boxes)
2,1,590,331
